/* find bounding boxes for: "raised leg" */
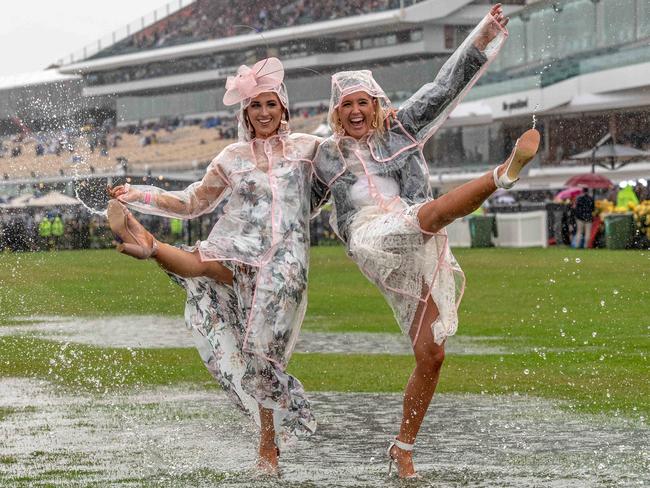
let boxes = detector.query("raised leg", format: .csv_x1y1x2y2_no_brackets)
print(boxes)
154,244,233,284
257,406,279,475
417,129,540,234
107,199,232,284
417,171,496,233
390,295,444,478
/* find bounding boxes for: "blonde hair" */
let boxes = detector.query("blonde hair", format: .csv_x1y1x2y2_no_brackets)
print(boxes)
330,98,389,137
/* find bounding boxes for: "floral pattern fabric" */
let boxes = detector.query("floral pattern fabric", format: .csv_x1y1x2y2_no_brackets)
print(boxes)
125,132,323,446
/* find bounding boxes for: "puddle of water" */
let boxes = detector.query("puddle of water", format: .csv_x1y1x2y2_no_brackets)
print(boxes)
2,316,509,355
0,378,647,487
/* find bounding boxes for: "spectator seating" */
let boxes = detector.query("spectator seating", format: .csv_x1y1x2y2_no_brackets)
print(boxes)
0,113,325,179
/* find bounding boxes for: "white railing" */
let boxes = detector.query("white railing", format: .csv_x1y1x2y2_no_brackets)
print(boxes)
56,0,196,66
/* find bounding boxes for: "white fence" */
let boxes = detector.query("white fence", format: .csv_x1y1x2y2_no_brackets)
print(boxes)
447,211,548,248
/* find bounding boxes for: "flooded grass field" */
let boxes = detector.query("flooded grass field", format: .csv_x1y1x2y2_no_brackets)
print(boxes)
1,247,648,485
1,379,647,487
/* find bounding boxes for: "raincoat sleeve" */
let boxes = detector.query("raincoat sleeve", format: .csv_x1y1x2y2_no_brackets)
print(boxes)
398,13,507,144
310,171,330,216
123,155,229,219
291,133,330,216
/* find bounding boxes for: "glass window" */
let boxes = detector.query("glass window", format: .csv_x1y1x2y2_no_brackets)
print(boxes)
444,25,455,49
640,0,650,39
499,16,526,70
602,0,636,46
462,125,490,166
526,5,557,63
556,0,595,56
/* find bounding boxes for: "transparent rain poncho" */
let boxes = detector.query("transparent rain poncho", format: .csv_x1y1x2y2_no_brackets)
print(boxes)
314,13,507,345
119,62,326,446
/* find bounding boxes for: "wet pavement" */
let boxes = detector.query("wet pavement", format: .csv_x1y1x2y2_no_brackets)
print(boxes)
0,378,647,487
1,315,509,355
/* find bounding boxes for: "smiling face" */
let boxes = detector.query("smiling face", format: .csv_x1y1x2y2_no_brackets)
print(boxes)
245,92,284,139
336,91,376,139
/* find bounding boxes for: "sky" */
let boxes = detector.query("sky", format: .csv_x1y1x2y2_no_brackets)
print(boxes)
0,0,170,77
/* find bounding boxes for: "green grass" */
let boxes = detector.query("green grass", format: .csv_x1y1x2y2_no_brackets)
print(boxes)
0,247,648,419
0,249,182,319
0,335,647,418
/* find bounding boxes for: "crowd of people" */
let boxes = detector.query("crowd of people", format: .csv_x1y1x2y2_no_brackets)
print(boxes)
0,120,118,167
98,0,410,58
0,200,338,252
0,210,111,252
0,107,328,169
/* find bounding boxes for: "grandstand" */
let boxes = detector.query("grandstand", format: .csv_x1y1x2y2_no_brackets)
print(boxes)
0,0,648,192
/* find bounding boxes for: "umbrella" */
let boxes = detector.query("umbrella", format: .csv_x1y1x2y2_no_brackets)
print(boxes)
26,191,81,207
565,173,613,189
554,186,583,201
570,142,650,171
570,144,650,160
0,194,33,208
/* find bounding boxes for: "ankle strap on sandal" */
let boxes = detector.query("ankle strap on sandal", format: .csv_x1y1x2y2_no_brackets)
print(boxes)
392,438,414,452
493,166,516,190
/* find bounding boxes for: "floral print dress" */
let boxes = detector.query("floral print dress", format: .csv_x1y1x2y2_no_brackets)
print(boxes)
125,132,325,447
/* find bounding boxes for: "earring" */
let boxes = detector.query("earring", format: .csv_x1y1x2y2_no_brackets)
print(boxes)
334,122,345,136
279,113,289,134
371,118,378,129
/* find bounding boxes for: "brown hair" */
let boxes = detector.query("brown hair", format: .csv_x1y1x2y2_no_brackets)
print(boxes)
243,101,289,139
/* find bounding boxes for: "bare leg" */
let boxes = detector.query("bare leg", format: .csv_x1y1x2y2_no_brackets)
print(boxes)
417,171,497,233
108,201,232,284
257,406,279,475
390,295,444,478
417,128,540,233
154,244,233,284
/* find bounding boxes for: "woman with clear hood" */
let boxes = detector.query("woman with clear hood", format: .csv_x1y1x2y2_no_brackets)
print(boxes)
314,4,539,478
106,57,326,474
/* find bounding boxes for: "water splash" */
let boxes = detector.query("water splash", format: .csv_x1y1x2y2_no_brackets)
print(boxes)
531,103,540,130
71,157,107,217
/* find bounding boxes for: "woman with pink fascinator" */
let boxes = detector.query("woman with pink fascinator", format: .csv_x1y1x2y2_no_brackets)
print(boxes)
314,4,539,478
106,57,327,474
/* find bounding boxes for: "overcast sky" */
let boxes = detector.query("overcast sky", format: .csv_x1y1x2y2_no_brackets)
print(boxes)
0,0,169,77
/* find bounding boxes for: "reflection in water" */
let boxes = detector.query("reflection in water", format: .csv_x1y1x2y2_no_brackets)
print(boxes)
0,379,647,487
0,315,509,355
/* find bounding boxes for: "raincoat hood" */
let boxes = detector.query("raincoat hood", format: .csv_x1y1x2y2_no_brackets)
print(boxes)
328,69,392,132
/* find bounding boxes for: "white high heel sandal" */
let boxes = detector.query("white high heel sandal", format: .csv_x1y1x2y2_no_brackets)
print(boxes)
387,438,421,479
493,128,540,189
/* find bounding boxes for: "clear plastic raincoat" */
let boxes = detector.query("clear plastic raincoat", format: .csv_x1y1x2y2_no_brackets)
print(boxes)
120,67,325,446
314,14,507,345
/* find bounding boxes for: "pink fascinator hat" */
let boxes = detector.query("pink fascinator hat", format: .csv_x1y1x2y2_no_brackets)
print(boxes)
223,57,285,106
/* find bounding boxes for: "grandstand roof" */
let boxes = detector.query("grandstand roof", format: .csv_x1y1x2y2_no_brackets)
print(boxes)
58,10,404,74
0,70,79,91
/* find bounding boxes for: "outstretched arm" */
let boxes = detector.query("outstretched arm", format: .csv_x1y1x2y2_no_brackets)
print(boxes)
397,4,508,143
474,4,509,51
108,158,228,219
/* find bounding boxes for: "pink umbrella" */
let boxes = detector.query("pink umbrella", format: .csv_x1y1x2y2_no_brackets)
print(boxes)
554,187,583,201
565,173,614,189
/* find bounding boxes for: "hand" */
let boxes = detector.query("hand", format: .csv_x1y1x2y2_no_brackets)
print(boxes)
474,3,509,51
107,184,143,203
